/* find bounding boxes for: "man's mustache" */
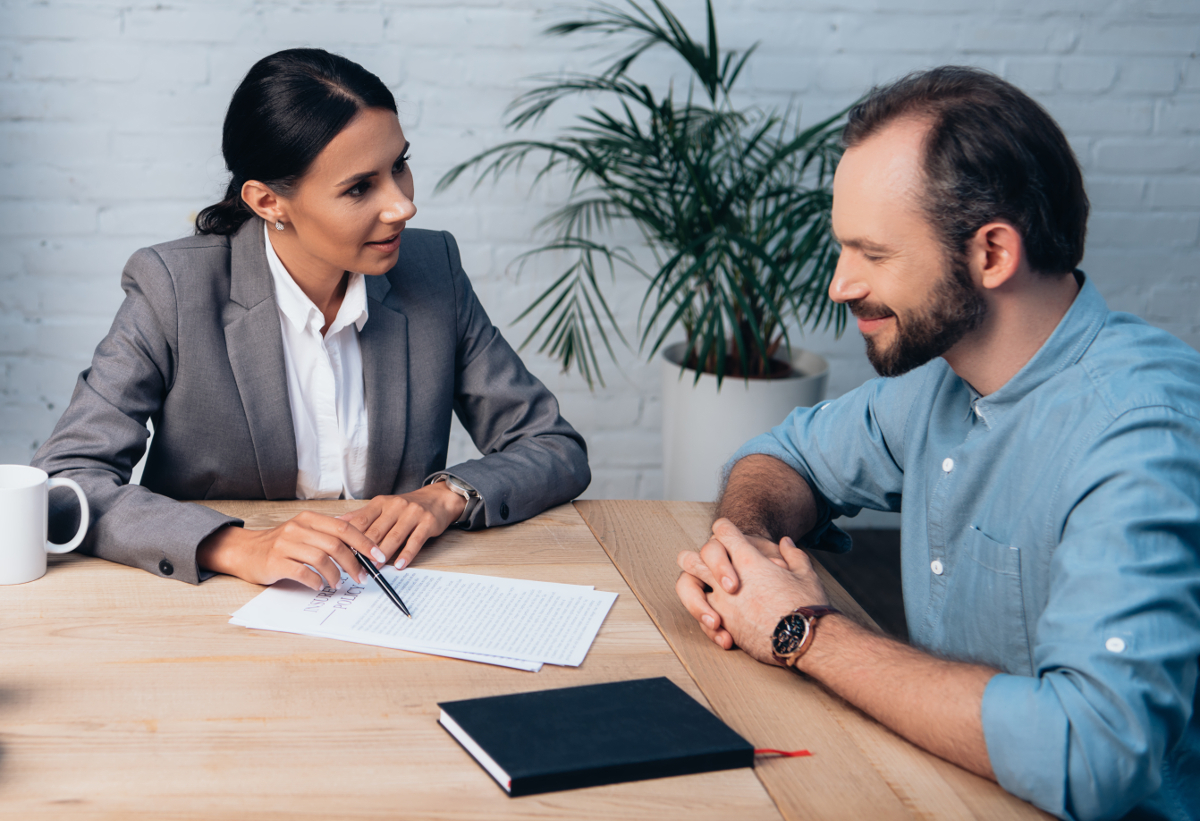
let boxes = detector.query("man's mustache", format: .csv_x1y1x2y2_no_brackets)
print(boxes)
848,299,896,322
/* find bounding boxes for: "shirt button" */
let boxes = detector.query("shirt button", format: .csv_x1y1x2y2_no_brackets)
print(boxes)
500,502,510,521
158,559,174,576
942,458,954,472
930,560,944,575
1105,637,1126,653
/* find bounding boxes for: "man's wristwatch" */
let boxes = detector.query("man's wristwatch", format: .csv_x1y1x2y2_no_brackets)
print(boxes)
430,474,480,526
771,605,841,667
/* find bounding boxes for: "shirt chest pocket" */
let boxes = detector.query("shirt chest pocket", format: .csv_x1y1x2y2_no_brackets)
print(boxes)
938,526,1033,676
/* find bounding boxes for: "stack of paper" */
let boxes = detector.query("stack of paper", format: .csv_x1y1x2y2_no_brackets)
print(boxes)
230,567,618,671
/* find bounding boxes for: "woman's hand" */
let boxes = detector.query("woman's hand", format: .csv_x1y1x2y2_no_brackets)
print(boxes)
197,511,384,590
338,483,467,570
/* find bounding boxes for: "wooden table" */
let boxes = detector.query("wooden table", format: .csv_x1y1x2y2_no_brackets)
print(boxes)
575,501,1050,821
0,500,1048,820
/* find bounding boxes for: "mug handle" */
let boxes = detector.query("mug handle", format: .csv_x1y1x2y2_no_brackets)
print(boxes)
45,477,89,554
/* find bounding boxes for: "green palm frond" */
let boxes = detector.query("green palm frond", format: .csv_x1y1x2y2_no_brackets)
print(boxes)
437,0,850,388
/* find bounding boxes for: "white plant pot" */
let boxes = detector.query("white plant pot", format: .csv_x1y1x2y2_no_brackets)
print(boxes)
661,341,829,502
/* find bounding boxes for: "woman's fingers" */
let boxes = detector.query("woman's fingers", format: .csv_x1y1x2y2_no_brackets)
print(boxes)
276,559,329,592
362,502,401,550
362,497,413,557
379,513,419,565
265,513,375,587
296,510,375,550
393,520,435,571
291,491,461,577
337,502,380,537
294,511,379,577
361,492,459,568
256,534,335,591
285,539,355,589
203,512,382,589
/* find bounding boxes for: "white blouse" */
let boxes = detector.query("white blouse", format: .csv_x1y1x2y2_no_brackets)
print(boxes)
264,223,370,500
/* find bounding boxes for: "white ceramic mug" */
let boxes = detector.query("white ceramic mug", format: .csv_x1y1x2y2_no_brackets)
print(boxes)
0,465,89,585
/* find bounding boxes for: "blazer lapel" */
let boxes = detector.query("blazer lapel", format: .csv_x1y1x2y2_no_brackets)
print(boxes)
362,274,409,496
224,219,298,500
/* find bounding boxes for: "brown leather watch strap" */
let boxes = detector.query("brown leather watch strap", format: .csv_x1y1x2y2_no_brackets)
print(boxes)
791,605,840,620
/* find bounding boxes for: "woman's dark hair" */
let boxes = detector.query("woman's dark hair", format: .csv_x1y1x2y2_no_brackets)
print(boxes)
195,48,398,236
843,66,1089,274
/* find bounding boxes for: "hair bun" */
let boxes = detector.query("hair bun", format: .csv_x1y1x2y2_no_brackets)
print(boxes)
194,48,397,236
194,180,253,236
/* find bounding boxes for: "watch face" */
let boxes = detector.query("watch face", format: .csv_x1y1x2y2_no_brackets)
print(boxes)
772,614,811,656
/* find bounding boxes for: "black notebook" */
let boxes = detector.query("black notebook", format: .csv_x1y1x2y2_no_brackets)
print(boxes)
437,676,754,796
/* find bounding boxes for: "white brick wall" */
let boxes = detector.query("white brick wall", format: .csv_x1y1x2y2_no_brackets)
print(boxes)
1,0,1197,510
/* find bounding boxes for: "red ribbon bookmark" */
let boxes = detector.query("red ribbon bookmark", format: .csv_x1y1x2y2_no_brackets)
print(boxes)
754,748,812,757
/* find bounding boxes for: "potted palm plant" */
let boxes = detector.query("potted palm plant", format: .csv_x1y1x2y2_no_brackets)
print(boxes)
438,0,849,500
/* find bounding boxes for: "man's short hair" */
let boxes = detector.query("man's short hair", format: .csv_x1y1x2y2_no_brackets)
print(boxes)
843,66,1089,275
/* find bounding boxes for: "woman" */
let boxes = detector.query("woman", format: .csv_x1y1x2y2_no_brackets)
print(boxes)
33,49,590,590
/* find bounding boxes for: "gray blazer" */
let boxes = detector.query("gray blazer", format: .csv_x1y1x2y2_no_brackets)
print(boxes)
33,219,590,583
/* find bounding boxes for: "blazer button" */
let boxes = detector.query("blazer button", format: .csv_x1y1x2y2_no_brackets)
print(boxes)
500,503,510,521
159,559,174,576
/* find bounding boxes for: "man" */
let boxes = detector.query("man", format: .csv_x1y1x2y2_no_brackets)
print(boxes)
676,66,1200,821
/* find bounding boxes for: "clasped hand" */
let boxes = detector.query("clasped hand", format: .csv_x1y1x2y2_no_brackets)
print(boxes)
675,518,829,664
198,483,466,590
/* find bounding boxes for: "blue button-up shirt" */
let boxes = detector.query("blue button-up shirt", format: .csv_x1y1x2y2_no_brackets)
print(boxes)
734,279,1200,820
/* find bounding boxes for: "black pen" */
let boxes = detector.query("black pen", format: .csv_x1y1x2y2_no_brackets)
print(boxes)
350,547,412,618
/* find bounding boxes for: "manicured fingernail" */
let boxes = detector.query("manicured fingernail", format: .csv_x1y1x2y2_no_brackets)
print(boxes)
359,572,370,585
370,547,386,563
394,557,407,570
702,615,715,628
722,577,735,592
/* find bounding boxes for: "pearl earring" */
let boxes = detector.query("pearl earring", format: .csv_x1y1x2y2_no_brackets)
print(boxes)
274,220,285,231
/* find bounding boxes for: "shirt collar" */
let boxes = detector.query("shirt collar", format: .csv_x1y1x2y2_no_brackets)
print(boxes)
263,222,369,335
971,272,1107,420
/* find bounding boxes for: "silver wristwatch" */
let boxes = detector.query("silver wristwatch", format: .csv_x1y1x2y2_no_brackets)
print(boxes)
432,474,480,526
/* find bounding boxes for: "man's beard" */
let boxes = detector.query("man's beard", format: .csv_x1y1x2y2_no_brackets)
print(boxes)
851,257,988,378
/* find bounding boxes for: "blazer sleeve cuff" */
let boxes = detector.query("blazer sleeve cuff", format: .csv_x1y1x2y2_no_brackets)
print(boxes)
425,464,528,530
106,503,242,585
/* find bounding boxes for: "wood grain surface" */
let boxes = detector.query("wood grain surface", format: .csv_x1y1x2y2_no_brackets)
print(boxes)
0,502,780,821
574,499,1052,821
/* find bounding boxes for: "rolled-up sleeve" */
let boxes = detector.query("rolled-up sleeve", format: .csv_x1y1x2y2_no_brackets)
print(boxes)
982,406,1200,820
729,364,935,551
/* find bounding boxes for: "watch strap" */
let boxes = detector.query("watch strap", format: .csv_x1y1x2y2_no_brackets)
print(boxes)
792,605,840,620
430,474,480,526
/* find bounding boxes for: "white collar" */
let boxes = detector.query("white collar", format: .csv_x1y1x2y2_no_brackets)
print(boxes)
263,222,369,335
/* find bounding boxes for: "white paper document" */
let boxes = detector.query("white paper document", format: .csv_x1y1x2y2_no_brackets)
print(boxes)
230,567,617,671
